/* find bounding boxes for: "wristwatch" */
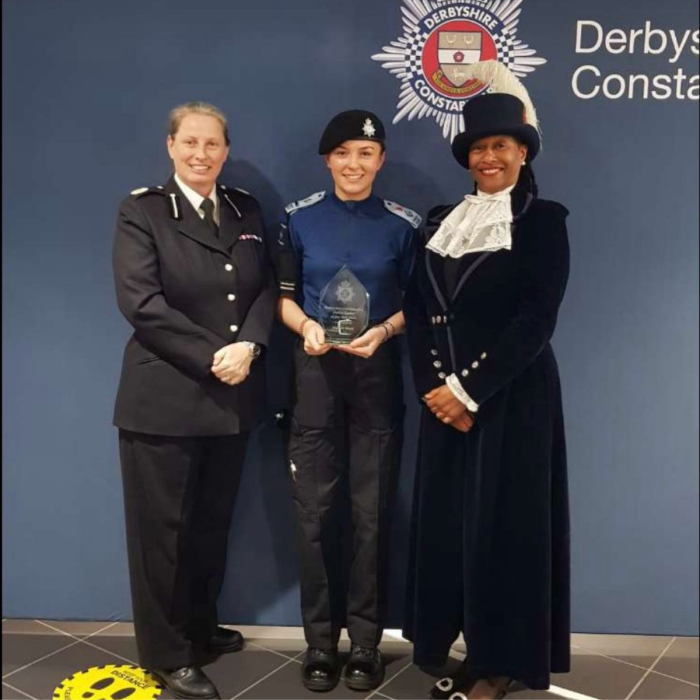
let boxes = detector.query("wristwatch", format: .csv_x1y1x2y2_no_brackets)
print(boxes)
243,342,261,360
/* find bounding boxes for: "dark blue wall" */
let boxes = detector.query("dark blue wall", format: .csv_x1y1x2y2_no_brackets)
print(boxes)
3,0,698,635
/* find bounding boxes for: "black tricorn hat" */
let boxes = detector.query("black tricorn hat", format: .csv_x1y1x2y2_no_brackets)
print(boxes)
452,92,541,169
319,110,386,155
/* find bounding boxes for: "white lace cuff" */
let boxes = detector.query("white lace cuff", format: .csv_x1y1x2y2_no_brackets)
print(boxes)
446,374,480,413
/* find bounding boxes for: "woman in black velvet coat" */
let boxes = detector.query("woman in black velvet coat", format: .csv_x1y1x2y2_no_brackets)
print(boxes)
403,65,571,699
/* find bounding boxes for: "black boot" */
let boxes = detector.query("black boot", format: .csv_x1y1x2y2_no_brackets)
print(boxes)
203,627,245,654
301,647,342,692
345,644,385,691
151,666,220,699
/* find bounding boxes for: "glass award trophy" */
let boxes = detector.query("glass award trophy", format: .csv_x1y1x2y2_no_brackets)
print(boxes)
318,266,370,345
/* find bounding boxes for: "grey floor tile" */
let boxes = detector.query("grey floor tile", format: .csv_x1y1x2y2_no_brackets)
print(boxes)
37,620,117,638
2,621,63,636
92,622,135,637
235,660,348,700
631,671,700,699
2,640,152,700
81,635,141,665
378,659,462,700
2,684,34,700
379,662,550,700
655,638,700,685
86,632,296,669
2,632,76,677
238,649,412,700
572,634,675,670
73,640,291,699
552,653,646,699
507,688,559,699
203,648,298,699
247,637,308,658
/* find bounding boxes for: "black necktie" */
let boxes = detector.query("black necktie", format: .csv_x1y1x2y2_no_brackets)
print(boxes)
200,199,219,239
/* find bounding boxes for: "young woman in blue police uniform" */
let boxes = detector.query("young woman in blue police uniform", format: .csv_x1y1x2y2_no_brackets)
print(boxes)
113,102,275,700
275,111,419,693
403,63,571,699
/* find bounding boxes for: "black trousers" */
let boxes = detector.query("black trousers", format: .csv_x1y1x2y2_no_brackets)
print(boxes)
288,338,403,650
119,429,248,670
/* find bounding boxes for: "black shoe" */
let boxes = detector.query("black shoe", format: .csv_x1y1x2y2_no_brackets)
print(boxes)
301,647,342,692
345,644,385,692
204,627,245,654
151,666,220,699
429,659,474,699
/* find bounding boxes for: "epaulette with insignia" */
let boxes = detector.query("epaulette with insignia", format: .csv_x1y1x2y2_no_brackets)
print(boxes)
130,186,165,198
285,191,327,216
220,189,243,220
383,200,422,229
219,185,253,198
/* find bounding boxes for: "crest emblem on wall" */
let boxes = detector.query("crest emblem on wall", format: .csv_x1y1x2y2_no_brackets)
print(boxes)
372,0,546,141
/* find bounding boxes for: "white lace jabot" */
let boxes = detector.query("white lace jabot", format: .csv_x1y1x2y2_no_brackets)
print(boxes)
426,185,515,258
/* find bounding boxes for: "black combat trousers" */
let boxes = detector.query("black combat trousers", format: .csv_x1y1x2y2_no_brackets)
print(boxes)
288,337,404,651
119,430,248,670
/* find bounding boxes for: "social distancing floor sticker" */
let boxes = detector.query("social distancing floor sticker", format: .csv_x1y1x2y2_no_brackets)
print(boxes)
53,665,162,699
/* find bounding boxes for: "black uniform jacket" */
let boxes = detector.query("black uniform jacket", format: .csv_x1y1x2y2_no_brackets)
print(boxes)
404,186,570,406
113,177,276,436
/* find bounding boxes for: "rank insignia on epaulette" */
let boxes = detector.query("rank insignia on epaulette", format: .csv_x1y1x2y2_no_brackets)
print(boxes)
222,192,243,220
285,191,327,216
131,186,165,199
384,200,422,229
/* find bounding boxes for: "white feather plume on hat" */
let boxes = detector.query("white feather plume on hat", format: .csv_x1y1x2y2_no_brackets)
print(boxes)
463,60,541,138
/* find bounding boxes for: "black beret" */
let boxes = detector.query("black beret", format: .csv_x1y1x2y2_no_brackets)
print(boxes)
318,110,386,155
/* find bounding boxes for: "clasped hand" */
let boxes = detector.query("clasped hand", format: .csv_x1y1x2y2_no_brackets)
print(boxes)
424,385,475,433
336,326,385,358
211,343,252,385
302,322,384,359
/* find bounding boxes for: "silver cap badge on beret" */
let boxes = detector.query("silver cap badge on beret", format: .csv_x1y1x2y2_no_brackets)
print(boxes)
362,118,377,138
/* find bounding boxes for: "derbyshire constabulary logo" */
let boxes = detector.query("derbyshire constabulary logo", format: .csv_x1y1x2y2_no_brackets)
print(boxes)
372,0,546,141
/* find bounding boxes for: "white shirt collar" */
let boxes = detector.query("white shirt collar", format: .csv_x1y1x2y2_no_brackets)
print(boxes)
174,174,219,223
426,184,515,259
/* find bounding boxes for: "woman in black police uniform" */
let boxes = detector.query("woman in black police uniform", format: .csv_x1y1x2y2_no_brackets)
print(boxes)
403,63,571,699
113,102,275,700
275,111,419,692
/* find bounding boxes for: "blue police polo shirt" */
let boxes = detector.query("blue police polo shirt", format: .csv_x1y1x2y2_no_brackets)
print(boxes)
284,192,420,322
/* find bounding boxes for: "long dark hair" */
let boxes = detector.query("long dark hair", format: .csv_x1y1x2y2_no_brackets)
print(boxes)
518,160,538,198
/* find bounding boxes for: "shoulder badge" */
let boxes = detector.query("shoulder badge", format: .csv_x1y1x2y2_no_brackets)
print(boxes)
234,187,251,196
383,200,422,229
130,186,165,198
285,191,327,216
